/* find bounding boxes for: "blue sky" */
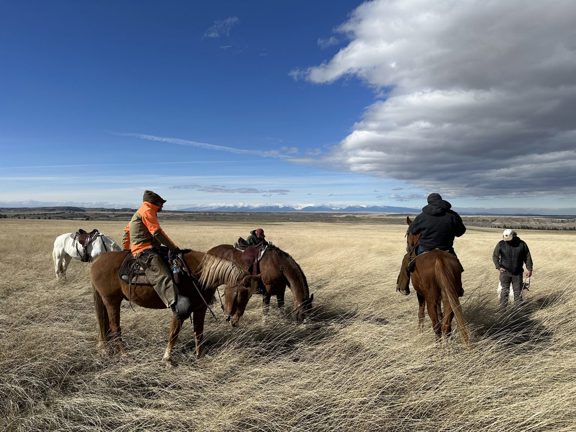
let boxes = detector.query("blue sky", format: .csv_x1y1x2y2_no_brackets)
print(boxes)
1,0,575,214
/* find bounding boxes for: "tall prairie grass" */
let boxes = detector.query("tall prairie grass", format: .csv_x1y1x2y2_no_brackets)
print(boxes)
0,219,574,431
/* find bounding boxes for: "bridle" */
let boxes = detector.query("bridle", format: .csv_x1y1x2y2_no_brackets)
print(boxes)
405,227,420,255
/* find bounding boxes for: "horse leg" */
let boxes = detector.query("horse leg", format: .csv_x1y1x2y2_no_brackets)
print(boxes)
61,254,72,279
53,251,69,279
276,288,285,309
426,300,442,341
417,292,426,331
442,307,455,340
193,307,207,358
53,249,61,279
93,286,111,353
262,292,271,322
102,296,126,355
163,315,183,365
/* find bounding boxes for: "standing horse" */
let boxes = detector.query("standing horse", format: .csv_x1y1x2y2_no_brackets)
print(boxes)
53,230,121,279
405,217,470,346
207,244,313,325
90,250,259,362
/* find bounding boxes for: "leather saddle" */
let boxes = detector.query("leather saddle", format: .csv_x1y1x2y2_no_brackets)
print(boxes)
118,250,190,286
119,253,150,285
234,239,267,275
76,229,99,248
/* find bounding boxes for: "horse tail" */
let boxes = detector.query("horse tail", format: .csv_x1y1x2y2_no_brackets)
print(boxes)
435,257,470,347
92,283,110,344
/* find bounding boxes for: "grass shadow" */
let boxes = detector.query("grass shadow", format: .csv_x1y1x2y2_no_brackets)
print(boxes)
176,302,359,360
465,293,556,350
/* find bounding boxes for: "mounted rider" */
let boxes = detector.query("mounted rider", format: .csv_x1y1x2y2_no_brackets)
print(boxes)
246,228,268,247
396,193,466,296
237,228,268,295
122,190,191,319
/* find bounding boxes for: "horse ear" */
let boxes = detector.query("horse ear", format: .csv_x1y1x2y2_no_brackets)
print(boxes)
310,293,314,302
406,216,412,225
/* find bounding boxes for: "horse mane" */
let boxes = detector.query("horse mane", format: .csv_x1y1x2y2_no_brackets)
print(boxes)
198,254,247,289
268,244,310,296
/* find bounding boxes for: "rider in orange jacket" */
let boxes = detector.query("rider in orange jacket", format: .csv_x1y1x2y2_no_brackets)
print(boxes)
122,190,191,319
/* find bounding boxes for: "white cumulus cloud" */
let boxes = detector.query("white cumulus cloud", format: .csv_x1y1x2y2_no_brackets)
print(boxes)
300,0,576,198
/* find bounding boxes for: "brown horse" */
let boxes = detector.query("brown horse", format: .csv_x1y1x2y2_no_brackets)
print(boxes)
405,217,470,345
207,244,313,325
90,250,259,362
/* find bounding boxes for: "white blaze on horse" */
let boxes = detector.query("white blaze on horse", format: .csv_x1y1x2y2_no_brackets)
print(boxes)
52,229,122,279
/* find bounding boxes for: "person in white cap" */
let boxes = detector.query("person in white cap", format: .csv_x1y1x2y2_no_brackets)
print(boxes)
492,229,533,308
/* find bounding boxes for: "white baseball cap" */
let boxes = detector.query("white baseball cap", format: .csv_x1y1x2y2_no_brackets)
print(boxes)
502,229,516,241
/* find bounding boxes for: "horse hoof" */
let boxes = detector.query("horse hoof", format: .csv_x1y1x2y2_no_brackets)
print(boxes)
162,358,176,368
119,351,132,361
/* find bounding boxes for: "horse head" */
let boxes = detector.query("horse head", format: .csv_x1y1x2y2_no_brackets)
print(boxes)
223,274,261,327
295,293,314,323
405,216,421,253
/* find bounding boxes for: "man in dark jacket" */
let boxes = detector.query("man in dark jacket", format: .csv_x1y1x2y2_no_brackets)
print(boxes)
246,228,268,247
493,229,533,308
396,193,466,295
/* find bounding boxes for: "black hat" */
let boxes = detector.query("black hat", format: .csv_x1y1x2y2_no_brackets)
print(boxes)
143,190,166,206
427,193,443,204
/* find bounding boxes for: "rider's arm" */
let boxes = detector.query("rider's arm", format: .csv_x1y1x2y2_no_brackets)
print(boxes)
492,242,501,269
122,224,131,250
153,229,179,252
524,242,533,272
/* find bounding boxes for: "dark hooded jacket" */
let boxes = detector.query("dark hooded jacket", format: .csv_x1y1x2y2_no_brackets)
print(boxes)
492,237,533,275
246,229,268,246
410,198,466,251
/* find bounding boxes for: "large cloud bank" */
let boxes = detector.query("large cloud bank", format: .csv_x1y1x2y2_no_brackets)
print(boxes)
304,0,576,198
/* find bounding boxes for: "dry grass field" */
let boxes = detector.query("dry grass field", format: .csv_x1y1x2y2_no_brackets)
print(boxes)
1,218,575,431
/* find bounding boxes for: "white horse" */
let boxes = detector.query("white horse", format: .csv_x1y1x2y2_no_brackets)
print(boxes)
53,230,122,279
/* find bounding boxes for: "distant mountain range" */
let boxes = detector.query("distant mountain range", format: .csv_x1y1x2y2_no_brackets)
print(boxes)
1,202,575,216
179,204,576,216
179,204,420,213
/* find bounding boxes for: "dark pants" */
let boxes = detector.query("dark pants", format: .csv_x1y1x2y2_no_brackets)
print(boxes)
396,250,416,294
499,272,523,308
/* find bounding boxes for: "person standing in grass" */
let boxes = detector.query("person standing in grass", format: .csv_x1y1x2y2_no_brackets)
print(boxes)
493,229,533,309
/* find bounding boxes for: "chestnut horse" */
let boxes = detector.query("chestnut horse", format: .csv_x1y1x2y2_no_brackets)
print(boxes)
405,217,470,346
90,250,259,362
207,244,313,325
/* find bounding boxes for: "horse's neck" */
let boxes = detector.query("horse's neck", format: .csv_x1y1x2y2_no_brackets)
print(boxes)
273,251,309,301
183,250,206,274
62,234,83,257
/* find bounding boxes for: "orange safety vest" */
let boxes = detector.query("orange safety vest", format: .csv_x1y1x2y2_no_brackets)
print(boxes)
124,201,163,256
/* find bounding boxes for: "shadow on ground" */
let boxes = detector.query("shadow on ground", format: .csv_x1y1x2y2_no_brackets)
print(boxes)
465,292,562,350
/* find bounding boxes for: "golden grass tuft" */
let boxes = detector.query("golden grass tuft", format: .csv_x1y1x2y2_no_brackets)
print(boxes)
1,219,575,431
